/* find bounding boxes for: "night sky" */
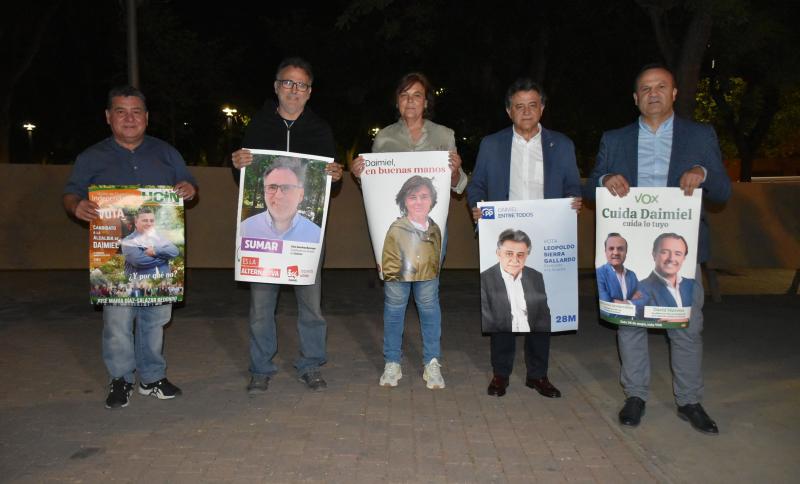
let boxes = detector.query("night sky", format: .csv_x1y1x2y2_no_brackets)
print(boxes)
7,0,798,176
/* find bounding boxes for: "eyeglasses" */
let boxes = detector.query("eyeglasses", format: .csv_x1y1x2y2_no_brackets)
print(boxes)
275,79,311,92
265,183,303,194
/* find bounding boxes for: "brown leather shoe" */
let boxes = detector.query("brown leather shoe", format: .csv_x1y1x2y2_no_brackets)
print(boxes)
487,375,509,397
525,376,561,398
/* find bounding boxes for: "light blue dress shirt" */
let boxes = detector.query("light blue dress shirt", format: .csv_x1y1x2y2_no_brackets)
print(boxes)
637,114,673,187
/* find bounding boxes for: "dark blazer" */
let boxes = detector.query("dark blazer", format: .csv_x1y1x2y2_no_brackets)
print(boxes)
467,126,582,207
596,263,639,302
586,115,731,262
638,271,695,308
480,264,551,333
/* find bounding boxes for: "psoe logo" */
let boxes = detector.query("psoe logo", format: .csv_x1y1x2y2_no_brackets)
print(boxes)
480,206,495,219
286,265,299,281
634,193,659,204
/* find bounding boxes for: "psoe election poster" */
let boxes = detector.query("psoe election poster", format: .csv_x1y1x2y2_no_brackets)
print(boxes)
477,199,578,333
88,185,185,305
360,151,450,282
235,149,332,285
595,187,701,329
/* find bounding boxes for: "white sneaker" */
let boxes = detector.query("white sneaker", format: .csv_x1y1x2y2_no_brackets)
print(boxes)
379,362,402,387
423,358,445,389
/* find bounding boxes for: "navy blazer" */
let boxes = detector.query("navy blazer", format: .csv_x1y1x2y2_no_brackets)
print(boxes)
586,115,732,262
480,264,551,333
638,271,695,308
467,126,582,207
596,263,639,302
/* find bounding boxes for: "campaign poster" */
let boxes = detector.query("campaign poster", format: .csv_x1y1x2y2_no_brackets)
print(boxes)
595,187,702,329
477,199,578,333
235,149,332,285
88,185,185,305
360,151,450,282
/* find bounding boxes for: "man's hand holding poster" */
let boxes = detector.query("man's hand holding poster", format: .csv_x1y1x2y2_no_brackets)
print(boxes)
595,187,702,329
360,151,450,282
235,150,332,285
88,185,185,305
478,199,578,333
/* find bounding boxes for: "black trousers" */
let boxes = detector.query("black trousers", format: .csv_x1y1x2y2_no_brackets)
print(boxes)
490,331,550,379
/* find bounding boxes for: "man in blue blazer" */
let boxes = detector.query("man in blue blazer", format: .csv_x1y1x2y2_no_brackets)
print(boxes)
597,233,640,303
468,78,582,399
587,64,731,435
638,233,695,311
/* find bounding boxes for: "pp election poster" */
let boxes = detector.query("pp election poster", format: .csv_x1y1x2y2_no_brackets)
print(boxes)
88,185,185,305
477,199,578,333
360,151,450,282
595,187,702,329
235,149,332,285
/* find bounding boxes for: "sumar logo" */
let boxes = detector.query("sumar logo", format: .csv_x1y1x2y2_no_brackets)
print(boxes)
481,206,495,219
634,193,659,204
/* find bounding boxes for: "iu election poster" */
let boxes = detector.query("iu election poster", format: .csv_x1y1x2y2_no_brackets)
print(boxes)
595,187,702,329
88,185,185,305
477,199,579,333
359,151,451,282
235,149,332,285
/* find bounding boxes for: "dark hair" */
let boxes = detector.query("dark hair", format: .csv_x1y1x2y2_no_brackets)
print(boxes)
604,232,628,249
135,206,155,218
276,57,314,84
633,63,676,91
496,228,532,251
107,85,147,111
505,78,546,108
652,233,688,256
395,175,437,216
395,72,435,118
263,156,307,186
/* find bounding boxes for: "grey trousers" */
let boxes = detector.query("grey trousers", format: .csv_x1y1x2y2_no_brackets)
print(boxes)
618,266,705,406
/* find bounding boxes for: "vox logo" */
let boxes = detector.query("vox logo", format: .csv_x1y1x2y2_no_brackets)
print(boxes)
634,193,659,204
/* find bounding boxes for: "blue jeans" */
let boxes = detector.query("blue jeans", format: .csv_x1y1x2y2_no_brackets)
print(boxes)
102,304,172,385
249,261,327,377
383,278,441,365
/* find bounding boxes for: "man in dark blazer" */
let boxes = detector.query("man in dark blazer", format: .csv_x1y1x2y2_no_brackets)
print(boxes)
467,78,582,398
481,229,550,333
587,64,731,435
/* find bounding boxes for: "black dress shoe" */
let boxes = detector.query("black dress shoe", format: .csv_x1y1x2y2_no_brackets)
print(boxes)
525,377,561,398
677,403,719,435
619,397,646,426
487,375,509,397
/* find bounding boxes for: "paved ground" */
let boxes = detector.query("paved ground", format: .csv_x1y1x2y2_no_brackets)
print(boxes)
0,269,797,483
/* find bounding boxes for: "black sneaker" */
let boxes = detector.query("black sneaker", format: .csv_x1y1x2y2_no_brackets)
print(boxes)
105,377,133,409
138,378,182,400
298,371,327,391
247,375,270,394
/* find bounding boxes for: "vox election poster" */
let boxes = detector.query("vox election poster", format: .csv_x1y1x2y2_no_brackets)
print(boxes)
477,199,579,333
360,151,451,282
595,187,702,329
235,150,332,285
88,185,185,305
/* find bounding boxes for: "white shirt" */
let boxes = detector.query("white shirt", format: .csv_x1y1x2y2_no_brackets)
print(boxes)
500,269,530,332
654,271,684,307
509,124,544,201
616,268,628,300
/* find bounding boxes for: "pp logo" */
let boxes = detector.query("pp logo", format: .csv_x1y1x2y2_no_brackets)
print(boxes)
286,265,299,281
480,206,495,219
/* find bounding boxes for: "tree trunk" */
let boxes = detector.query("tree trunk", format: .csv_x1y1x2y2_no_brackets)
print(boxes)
674,0,712,116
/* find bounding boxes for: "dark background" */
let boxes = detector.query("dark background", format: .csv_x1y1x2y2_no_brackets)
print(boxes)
4,0,799,179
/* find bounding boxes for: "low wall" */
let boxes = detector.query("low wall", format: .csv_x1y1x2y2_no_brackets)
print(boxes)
1,165,797,270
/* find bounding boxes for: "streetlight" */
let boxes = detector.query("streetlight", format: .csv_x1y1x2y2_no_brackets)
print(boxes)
222,106,237,130
23,123,36,161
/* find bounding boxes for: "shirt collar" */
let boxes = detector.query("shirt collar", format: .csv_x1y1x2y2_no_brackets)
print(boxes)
653,269,682,288
511,124,542,143
264,209,300,233
501,267,523,282
638,113,674,134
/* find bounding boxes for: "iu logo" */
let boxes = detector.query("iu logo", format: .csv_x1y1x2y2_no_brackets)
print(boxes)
286,265,299,280
480,206,495,219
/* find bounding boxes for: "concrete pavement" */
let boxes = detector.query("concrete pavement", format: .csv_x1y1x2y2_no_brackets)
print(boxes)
0,269,797,483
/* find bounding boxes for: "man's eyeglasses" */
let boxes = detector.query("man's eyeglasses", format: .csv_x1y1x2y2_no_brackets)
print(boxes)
265,184,303,194
275,79,311,92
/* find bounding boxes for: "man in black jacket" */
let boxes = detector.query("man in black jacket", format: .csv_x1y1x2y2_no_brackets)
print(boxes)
232,57,343,393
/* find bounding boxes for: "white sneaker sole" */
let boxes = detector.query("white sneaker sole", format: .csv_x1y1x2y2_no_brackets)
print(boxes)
423,373,445,389
138,386,179,400
379,373,402,387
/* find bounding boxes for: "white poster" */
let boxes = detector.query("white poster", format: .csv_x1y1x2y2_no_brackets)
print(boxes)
234,150,332,285
595,187,702,328
477,199,579,333
360,151,451,281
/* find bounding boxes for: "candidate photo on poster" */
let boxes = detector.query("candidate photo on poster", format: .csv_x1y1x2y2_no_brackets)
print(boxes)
239,155,325,244
480,229,551,333
381,175,442,282
639,232,694,318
